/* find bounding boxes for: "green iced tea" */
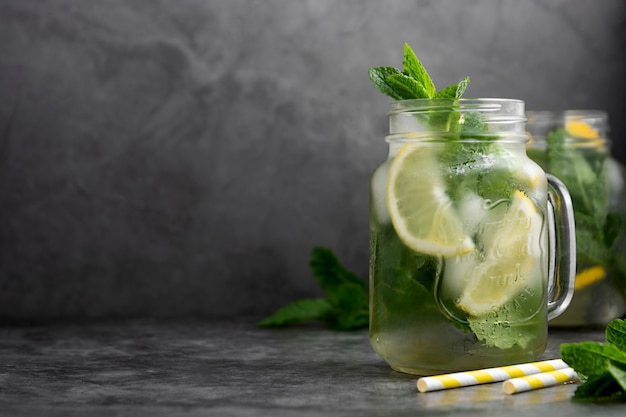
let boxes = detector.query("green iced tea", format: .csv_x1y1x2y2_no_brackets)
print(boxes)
366,47,575,374
369,130,552,375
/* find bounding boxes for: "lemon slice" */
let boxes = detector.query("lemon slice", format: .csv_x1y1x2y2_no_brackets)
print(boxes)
566,121,599,139
386,143,475,257
574,265,606,290
456,190,544,316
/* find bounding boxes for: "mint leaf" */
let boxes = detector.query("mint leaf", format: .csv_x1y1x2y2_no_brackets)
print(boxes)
378,266,436,316
561,319,626,402
605,213,626,249
467,302,542,349
572,372,626,402
561,342,609,378
310,247,366,294
385,73,430,99
607,319,626,352
561,341,626,378
434,78,471,99
308,248,368,330
329,282,369,330
455,76,470,98
257,298,332,327
258,247,368,330
461,111,486,132
402,43,436,97
434,84,458,99
575,227,611,265
368,66,404,100
609,361,626,392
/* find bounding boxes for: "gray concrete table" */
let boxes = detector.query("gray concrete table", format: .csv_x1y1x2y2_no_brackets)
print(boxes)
0,320,624,416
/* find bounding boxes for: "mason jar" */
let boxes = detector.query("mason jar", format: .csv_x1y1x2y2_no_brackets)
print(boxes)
526,110,626,327
369,98,576,375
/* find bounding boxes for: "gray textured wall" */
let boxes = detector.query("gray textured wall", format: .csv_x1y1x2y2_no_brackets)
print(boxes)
0,0,624,322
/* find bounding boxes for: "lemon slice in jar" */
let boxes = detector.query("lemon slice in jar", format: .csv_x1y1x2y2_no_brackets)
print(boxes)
574,265,606,290
456,190,544,316
566,121,599,139
386,143,475,257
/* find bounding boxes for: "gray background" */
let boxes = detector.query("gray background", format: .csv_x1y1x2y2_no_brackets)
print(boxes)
0,0,624,322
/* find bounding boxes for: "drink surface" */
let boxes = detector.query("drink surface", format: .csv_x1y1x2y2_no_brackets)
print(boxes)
369,139,550,375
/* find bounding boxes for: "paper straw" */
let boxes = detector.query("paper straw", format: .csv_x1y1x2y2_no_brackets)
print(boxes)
416,359,568,393
502,367,579,395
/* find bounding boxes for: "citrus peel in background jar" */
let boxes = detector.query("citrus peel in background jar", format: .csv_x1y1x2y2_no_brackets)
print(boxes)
526,110,626,327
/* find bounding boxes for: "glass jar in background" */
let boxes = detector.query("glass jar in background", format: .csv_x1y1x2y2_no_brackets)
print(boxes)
526,110,626,327
369,99,576,375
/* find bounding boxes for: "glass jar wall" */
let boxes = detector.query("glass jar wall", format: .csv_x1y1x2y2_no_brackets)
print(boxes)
369,99,576,375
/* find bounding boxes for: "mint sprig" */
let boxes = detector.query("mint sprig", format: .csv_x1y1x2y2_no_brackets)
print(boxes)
561,318,626,402
368,43,469,100
257,247,368,330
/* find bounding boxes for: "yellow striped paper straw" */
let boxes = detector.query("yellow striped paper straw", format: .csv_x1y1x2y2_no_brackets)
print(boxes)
502,367,579,395
416,359,568,393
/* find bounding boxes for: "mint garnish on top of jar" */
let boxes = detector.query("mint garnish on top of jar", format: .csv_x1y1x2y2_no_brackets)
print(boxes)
368,43,469,100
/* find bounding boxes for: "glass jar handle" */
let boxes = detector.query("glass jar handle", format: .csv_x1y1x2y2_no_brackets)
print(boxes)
546,174,576,320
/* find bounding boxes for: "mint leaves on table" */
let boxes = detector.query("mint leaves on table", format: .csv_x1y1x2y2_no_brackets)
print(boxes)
561,318,626,402
257,247,368,330
368,43,469,100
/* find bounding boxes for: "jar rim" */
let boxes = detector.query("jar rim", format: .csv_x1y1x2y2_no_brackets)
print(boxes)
388,98,525,115
526,109,607,117
526,109,608,126
384,133,529,143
